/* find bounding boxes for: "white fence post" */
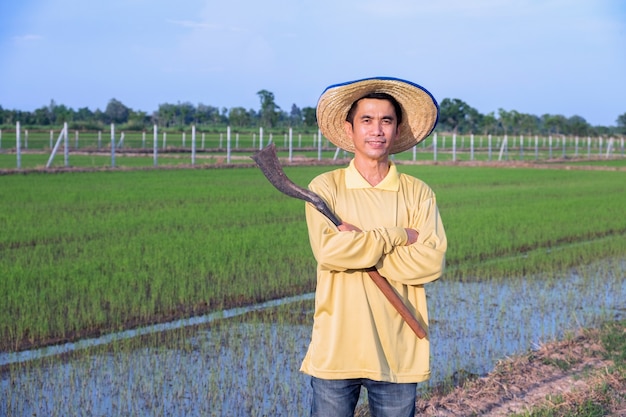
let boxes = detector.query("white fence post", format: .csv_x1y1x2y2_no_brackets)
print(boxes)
548,135,553,159
317,129,322,161
226,126,231,164
46,123,68,168
606,138,614,158
498,135,508,161
288,127,293,162
153,125,158,167
534,135,539,160
452,133,457,162
259,127,264,150
111,124,116,168
16,122,21,169
191,125,196,165
63,124,69,167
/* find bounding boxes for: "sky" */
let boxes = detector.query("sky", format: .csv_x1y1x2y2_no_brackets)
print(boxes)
1,0,625,126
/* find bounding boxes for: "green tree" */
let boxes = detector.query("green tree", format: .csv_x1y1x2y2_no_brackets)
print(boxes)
75,107,94,123
247,109,259,126
519,113,539,135
127,110,150,130
541,114,567,135
156,103,177,127
196,104,222,125
228,107,251,127
302,107,317,127
616,112,626,135
479,112,498,135
33,106,51,125
439,98,478,133
464,106,482,133
105,98,130,124
289,103,302,127
567,115,590,136
257,89,280,128
51,103,73,124
177,102,196,126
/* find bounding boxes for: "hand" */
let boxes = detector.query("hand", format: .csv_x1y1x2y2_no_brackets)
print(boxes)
405,228,418,245
338,222,362,232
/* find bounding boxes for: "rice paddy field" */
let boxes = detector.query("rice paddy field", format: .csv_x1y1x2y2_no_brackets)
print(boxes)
1,155,625,416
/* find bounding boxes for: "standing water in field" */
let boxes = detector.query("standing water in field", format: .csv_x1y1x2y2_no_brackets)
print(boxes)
1,260,624,416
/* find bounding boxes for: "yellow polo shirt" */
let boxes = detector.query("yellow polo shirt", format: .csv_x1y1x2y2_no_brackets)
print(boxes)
300,160,447,383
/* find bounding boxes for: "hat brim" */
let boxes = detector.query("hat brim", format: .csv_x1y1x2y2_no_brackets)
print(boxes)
316,77,439,154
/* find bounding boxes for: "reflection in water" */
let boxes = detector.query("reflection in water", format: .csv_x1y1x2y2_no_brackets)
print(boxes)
0,293,315,367
2,260,624,416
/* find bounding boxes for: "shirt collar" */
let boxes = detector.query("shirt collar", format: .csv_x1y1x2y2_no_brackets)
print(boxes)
345,159,400,191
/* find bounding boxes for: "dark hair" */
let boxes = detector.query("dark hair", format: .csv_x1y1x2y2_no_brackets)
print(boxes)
345,92,403,126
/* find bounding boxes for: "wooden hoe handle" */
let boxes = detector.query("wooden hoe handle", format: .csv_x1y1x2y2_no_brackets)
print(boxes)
365,268,427,339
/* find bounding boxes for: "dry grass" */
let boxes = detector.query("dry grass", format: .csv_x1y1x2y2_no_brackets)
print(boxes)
355,325,626,417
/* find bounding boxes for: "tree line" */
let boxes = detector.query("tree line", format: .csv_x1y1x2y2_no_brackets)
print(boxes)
1,91,625,137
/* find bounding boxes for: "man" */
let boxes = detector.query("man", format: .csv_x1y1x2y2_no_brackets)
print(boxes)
300,77,447,417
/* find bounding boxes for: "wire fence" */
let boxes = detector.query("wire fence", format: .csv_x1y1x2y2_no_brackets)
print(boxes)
1,123,624,170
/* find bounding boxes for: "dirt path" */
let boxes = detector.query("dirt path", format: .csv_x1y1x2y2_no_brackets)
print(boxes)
354,326,625,416
412,328,625,416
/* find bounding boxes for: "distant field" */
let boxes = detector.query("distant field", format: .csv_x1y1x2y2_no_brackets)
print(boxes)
1,163,625,352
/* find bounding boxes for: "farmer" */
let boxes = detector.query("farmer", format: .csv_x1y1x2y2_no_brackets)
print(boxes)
301,77,447,417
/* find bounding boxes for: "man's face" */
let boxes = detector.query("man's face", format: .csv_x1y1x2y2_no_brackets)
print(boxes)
344,98,399,162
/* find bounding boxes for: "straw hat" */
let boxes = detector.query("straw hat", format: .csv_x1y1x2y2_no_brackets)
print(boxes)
316,77,439,154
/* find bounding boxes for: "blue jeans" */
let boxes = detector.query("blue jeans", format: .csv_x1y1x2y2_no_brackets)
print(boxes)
310,377,417,417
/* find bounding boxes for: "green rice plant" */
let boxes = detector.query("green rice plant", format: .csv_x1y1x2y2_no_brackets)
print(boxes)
1,164,624,352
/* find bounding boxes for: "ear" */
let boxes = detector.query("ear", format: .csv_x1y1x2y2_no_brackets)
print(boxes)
343,120,353,139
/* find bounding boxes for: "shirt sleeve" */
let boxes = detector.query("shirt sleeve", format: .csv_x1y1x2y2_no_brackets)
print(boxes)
376,195,447,286
305,170,447,285
305,173,408,272
305,201,408,272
